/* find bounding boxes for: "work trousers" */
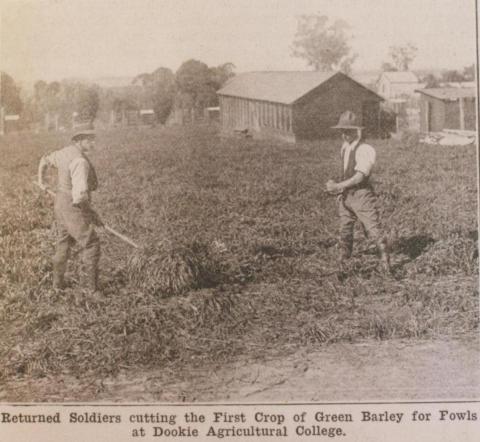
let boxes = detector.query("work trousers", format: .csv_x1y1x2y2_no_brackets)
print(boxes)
337,187,385,257
52,193,100,291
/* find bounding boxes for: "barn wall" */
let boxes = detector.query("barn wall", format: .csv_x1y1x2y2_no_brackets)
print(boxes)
220,95,295,142
464,98,476,131
419,95,476,132
292,75,382,139
444,100,461,130
419,95,445,132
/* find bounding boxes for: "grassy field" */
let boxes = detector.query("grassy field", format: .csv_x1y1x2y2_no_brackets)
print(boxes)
0,124,477,382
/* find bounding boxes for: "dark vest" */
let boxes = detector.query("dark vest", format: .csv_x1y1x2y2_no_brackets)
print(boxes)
341,141,370,189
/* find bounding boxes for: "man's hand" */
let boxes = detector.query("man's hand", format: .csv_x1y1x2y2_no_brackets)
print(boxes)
89,209,104,228
37,180,50,193
326,180,342,195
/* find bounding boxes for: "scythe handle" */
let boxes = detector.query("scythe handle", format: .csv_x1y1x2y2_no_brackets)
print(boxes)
103,225,140,249
33,181,140,249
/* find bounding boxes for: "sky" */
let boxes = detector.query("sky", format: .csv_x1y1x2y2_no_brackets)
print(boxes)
0,0,477,87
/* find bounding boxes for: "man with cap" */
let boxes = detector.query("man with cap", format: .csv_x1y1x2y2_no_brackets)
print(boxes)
38,126,103,293
326,110,391,272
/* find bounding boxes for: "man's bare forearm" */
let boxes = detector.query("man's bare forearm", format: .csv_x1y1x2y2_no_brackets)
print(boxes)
335,171,365,192
37,157,49,186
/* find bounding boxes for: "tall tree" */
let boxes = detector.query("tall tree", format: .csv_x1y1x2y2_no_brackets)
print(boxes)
441,70,466,83
1,72,23,114
175,59,216,110
381,62,398,72
388,43,418,71
291,14,357,73
463,64,475,81
76,85,100,123
208,63,236,89
149,67,176,124
423,74,440,88
134,68,176,123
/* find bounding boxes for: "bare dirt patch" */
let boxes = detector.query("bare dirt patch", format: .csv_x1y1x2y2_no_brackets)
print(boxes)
2,336,478,402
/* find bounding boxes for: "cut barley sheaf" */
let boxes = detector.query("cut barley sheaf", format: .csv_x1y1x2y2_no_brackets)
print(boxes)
126,241,224,296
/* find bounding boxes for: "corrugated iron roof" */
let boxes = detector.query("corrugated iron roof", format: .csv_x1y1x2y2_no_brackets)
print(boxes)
381,71,419,83
217,71,359,104
416,87,476,100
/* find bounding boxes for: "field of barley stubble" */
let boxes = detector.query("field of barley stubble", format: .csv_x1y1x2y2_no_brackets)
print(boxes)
0,124,478,391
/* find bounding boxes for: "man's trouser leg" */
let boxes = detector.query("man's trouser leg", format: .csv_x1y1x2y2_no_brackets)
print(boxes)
81,235,101,292
56,194,101,292
337,196,356,261
53,201,73,290
347,189,391,272
52,229,73,290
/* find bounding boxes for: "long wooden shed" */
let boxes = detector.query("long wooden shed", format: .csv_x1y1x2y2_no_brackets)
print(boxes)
217,71,384,142
416,88,476,133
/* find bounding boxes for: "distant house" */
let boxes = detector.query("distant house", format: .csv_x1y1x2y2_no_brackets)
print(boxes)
217,71,384,142
204,106,220,122
416,88,476,132
376,71,421,99
439,81,476,89
4,114,20,133
139,109,155,125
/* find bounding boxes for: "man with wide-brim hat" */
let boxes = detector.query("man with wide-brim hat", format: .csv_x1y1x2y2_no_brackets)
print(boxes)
38,124,104,293
326,110,390,272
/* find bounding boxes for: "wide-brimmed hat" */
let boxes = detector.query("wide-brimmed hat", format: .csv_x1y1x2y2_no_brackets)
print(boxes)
332,111,364,130
71,123,95,141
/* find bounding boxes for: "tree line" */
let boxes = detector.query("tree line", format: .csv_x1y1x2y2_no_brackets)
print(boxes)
0,13,475,129
1,59,235,129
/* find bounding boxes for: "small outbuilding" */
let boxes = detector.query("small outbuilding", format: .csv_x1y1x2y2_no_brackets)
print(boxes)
376,71,421,99
217,71,384,142
416,88,476,132
139,109,155,125
4,114,21,133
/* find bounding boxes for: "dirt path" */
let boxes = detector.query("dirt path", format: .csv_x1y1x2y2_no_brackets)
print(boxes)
2,337,478,402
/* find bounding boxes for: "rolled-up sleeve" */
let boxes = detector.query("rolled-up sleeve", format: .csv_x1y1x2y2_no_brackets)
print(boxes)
69,157,90,205
354,144,376,177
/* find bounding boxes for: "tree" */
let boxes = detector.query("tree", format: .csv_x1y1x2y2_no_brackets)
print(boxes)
291,14,357,73
423,74,440,88
175,59,217,111
381,62,398,72
441,70,466,83
150,67,176,124
463,64,475,81
76,85,100,123
133,67,176,124
1,72,23,114
208,63,235,89
388,43,418,71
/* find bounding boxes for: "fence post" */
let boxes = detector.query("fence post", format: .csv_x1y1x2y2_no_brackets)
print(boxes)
0,107,4,136
459,97,465,130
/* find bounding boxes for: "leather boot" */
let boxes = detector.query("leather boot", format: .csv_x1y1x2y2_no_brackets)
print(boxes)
82,262,99,293
52,261,67,290
52,243,70,290
82,241,101,293
338,238,353,262
377,239,391,274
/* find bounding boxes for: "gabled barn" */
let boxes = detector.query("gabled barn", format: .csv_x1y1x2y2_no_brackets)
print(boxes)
416,88,476,132
217,71,384,143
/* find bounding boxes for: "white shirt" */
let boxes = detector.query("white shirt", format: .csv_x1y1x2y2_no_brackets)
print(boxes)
69,157,90,205
341,141,376,177
43,152,90,205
